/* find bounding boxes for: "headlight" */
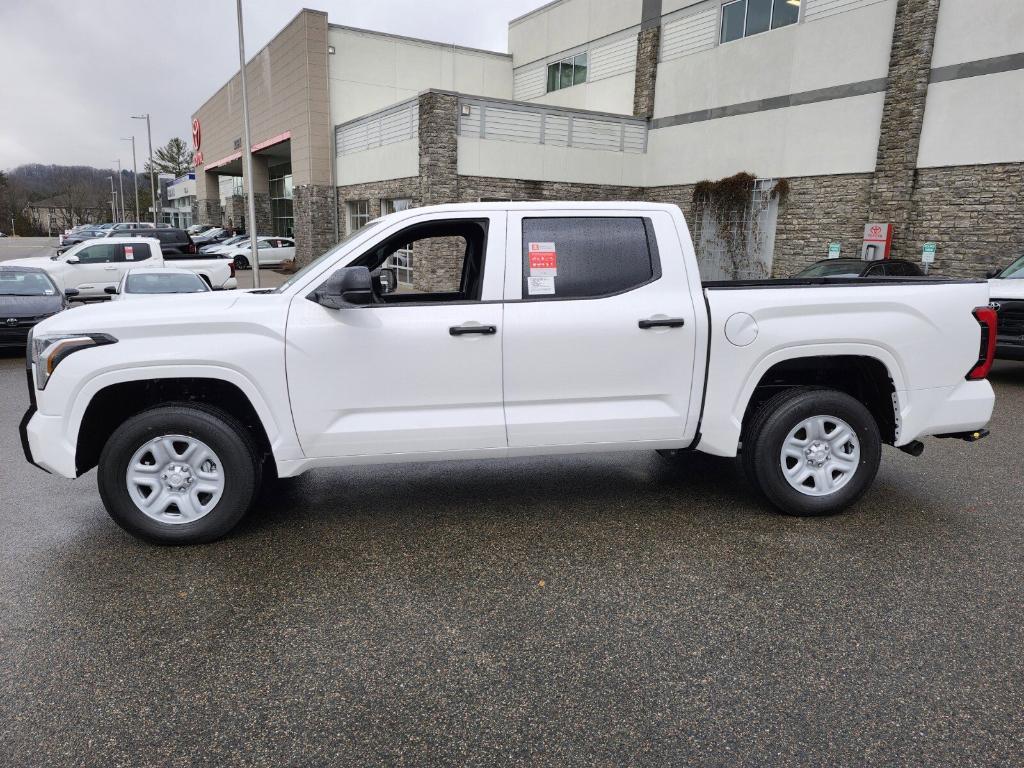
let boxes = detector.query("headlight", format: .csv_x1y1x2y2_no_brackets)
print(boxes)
29,331,117,390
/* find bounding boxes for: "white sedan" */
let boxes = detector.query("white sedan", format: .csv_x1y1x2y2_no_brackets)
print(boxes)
105,267,211,301
222,236,295,269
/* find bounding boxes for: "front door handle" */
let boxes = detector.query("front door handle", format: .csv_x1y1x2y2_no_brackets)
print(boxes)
639,318,686,329
450,324,497,336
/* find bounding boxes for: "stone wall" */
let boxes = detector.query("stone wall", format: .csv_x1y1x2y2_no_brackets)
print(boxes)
906,163,1024,278
633,27,660,119
192,198,223,228
293,184,337,266
867,0,942,258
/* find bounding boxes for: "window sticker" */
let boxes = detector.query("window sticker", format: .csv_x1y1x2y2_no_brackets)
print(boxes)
528,242,557,276
527,276,555,295
125,245,135,260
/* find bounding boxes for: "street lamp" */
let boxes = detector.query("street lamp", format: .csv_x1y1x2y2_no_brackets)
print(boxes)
235,0,262,287
114,159,126,222
131,113,158,225
122,136,139,222
108,175,117,223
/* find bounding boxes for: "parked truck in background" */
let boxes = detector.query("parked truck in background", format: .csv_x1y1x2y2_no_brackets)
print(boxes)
8,236,236,299
987,254,1024,360
20,202,996,544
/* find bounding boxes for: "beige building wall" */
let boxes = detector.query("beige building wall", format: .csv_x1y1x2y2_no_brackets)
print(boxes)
191,8,332,202
327,26,512,127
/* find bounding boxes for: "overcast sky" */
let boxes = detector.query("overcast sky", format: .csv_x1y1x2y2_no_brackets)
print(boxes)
0,0,547,171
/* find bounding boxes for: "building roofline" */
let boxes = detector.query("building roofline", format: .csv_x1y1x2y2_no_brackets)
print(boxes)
192,8,328,119
327,23,511,58
509,0,570,27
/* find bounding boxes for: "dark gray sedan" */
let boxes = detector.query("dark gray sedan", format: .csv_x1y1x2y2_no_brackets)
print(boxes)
0,266,73,349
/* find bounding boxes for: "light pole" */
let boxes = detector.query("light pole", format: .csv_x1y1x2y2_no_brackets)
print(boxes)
122,136,139,221
132,113,158,225
235,0,261,287
108,175,117,223
114,159,126,222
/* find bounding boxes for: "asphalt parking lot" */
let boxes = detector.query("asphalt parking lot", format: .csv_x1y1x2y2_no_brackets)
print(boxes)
1,351,1023,766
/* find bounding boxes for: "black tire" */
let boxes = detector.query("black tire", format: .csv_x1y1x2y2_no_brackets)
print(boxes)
97,403,262,544
234,254,249,270
741,388,881,517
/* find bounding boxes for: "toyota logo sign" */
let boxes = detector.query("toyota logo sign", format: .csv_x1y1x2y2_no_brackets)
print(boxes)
5,318,18,327
192,118,201,151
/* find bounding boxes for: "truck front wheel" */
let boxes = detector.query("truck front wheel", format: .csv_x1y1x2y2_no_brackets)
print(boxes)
742,388,881,517
97,404,262,544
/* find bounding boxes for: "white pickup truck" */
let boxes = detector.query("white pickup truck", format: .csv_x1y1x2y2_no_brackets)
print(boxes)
20,202,996,544
8,236,237,299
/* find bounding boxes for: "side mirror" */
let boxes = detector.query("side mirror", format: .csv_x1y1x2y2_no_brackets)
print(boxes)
986,267,1002,279
66,256,79,264
64,288,80,298
374,267,398,295
313,266,373,309
104,286,118,295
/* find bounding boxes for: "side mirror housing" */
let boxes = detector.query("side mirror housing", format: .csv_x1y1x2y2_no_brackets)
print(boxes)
312,266,373,309
104,286,118,295
65,256,79,264
986,267,1002,279
64,288,80,298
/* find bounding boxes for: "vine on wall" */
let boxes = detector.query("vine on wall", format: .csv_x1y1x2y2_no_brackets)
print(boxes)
691,173,789,279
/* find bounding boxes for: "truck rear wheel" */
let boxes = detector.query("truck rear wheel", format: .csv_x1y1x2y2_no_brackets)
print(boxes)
97,404,262,544
742,388,881,517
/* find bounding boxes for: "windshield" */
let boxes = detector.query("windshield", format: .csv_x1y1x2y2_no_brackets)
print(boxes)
0,271,59,296
998,254,1024,279
126,273,209,294
274,219,384,294
795,261,864,278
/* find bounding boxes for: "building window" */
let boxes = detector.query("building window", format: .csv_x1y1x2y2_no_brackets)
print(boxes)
546,52,588,92
269,163,293,237
720,0,800,44
381,199,414,285
348,200,371,234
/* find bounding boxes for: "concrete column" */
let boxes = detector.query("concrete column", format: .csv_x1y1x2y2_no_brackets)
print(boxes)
192,169,224,227
867,0,941,257
633,0,662,119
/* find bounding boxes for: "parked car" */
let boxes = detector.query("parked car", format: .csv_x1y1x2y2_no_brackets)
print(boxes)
0,266,73,348
199,234,248,255
57,227,110,251
18,202,996,544
106,268,212,301
0,231,7,238
187,224,217,236
108,222,172,232
986,253,1024,361
6,236,236,299
793,258,925,278
225,236,296,269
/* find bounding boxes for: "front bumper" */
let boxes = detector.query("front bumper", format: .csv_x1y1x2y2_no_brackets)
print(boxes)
19,365,76,478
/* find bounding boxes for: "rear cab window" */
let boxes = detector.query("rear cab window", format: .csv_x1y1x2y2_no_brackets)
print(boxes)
517,216,661,300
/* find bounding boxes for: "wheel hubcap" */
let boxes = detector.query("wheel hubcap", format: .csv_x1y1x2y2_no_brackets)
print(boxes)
126,435,225,524
780,415,860,497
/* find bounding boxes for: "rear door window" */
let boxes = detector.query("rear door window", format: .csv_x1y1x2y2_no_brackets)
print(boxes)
520,217,659,300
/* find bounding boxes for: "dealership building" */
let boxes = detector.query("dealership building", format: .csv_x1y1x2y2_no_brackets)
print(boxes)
189,0,1024,279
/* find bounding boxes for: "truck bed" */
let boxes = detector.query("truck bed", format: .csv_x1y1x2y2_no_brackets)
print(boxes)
703,276,985,289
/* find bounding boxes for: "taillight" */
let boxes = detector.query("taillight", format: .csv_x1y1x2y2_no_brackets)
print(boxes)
188,241,196,254
966,306,997,380
229,261,236,279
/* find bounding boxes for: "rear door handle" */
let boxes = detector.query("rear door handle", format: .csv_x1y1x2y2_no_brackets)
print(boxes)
449,324,497,336
639,318,686,329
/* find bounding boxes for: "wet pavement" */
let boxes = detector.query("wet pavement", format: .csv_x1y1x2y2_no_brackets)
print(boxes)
2,353,1023,767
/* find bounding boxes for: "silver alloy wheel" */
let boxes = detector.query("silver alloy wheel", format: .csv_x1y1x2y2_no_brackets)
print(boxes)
779,415,860,497
126,434,225,524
